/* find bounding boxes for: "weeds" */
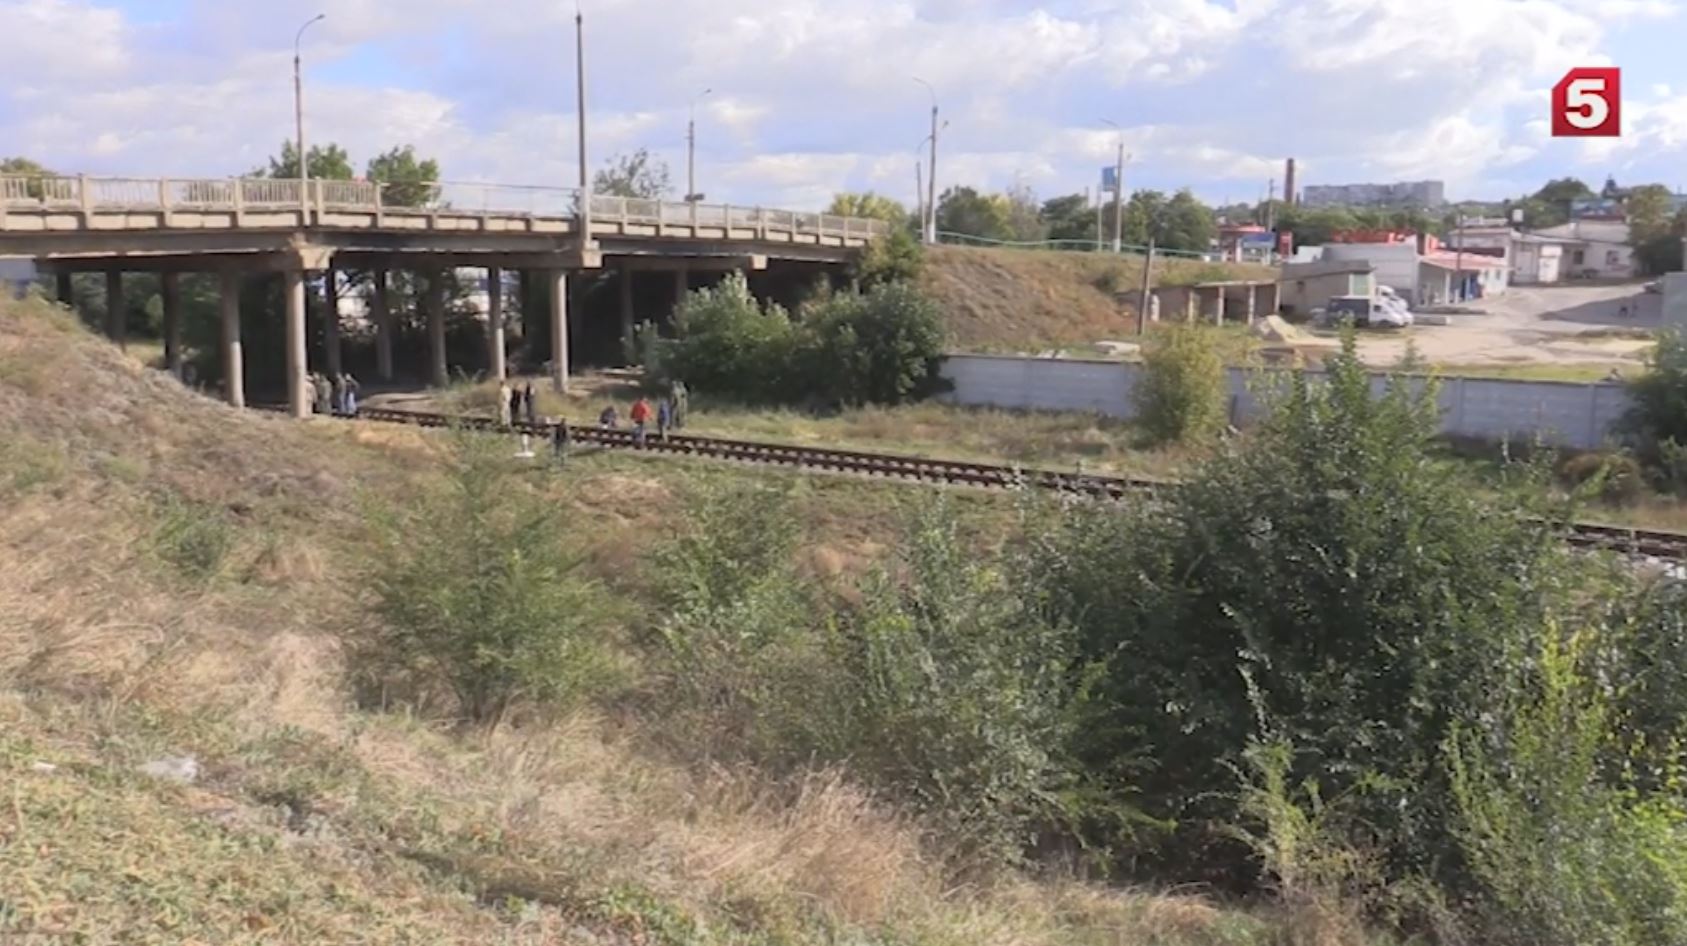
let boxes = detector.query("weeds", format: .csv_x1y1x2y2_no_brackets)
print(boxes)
150,495,233,580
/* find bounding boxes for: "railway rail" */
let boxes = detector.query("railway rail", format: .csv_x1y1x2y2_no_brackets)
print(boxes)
269,404,1687,564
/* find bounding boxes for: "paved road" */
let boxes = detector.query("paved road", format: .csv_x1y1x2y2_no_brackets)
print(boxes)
1358,282,1660,368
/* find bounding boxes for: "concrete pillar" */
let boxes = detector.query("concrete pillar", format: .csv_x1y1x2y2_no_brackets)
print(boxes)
284,270,309,418
161,272,183,380
426,268,448,387
1184,288,1196,323
619,267,635,363
1214,288,1227,327
372,269,394,381
219,271,245,409
104,270,125,349
672,266,688,316
55,272,73,307
486,266,507,381
323,267,342,379
549,269,570,393
1245,285,1257,326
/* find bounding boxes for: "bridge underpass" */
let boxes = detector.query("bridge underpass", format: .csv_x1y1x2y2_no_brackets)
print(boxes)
0,175,885,416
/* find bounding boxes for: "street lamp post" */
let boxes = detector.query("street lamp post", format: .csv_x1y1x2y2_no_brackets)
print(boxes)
575,3,590,224
294,13,326,218
687,88,712,203
1102,119,1126,254
914,77,939,245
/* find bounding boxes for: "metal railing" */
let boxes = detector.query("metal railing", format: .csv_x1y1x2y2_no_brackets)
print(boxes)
0,174,892,240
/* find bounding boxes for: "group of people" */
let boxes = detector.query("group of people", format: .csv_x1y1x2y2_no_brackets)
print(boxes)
597,380,687,446
496,380,540,428
307,372,360,416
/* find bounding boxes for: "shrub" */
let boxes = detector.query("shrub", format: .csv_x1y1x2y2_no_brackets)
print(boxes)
797,281,947,407
1559,450,1645,504
1132,323,1227,445
1022,330,1570,883
1622,329,1687,462
664,273,798,404
1448,631,1687,946
354,429,612,725
798,500,1093,864
856,227,923,288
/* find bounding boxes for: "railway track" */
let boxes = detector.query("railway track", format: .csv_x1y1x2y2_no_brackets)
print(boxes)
269,404,1687,563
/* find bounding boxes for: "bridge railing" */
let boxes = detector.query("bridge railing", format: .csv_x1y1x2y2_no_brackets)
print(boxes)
0,174,892,239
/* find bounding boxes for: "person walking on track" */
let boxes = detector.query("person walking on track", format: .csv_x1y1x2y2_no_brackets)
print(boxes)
629,395,653,446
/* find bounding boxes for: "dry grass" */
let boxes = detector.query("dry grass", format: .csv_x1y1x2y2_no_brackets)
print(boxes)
0,294,1388,945
920,245,1273,353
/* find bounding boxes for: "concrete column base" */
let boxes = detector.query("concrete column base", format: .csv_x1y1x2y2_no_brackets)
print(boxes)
220,271,245,408
324,267,343,379
550,269,570,393
161,271,183,380
105,270,125,349
426,268,448,387
372,270,394,381
486,266,507,381
284,270,309,418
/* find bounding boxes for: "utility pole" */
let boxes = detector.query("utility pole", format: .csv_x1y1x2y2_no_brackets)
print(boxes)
1455,210,1466,302
1095,182,1103,251
293,14,325,219
1137,233,1156,336
1103,120,1125,253
1265,178,1277,232
915,160,924,234
687,88,712,202
916,78,939,244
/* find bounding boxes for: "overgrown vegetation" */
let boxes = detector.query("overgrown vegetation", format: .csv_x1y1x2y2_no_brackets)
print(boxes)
1132,322,1228,444
660,273,946,407
353,429,613,724
1623,328,1687,495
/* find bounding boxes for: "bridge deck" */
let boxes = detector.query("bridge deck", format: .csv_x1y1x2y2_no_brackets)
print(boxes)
0,176,888,264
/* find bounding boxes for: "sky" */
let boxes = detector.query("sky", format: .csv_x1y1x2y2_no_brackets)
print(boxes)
4,0,1687,213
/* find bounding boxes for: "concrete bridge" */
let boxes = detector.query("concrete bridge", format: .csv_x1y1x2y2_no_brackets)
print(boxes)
0,174,889,416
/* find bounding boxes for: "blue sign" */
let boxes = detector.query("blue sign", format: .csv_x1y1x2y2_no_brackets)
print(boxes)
1101,166,1119,192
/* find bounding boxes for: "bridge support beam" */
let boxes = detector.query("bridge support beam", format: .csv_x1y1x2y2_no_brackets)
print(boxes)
426,267,448,387
372,269,393,381
323,267,342,379
672,266,688,318
284,269,309,418
548,269,570,393
104,270,125,349
219,271,245,409
160,271,183,380
486,266,506,381
619,267,635,364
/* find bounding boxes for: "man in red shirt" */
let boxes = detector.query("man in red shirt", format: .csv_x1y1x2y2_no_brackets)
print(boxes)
629,396,653,446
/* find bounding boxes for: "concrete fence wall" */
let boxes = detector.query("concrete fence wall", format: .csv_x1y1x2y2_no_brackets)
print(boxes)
939,354,1635,450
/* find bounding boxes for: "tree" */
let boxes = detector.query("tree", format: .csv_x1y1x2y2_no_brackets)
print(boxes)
1159,189,1217,254
1120,189,1169,247
1626,184,1676,244
1041,193,1096,242
828,192,911,227
934,186,1012,242
261,141,354,181
1520,178,1596,229
366,145,440,208
855,227,924,288
593,149,671,200
797,281,946,406
1002,179,1047,243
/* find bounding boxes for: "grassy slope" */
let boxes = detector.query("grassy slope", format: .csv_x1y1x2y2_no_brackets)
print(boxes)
918,245,1273,353
1,295,1327,945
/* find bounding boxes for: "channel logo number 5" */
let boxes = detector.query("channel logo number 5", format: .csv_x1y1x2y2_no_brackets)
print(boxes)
1553,66,1621,137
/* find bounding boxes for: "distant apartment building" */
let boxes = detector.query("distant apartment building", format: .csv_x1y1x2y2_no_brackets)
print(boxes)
1301,180,1447,209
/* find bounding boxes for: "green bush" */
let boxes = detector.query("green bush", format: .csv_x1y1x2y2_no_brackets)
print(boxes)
355,429,612,725
801,500,1092,864
1023,331,1569,882
1559,450,1646,504
1622,329,1687,462
1132,323,1228,445
663,273,946,408
855,227,923,288
664,273,798,404
797,281,947,407
1448,631,1687,946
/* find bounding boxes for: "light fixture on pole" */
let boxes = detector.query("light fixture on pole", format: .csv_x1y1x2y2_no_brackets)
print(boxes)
294,13,326,216
687,88,712,203
575,1,591,232
914,77,939,244
1102,119,1126,254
